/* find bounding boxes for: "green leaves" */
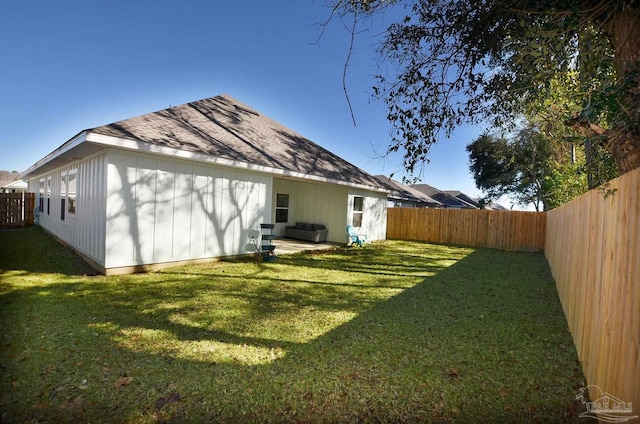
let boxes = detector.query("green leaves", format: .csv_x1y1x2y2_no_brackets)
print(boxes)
467,127,567,210
336,0,640,174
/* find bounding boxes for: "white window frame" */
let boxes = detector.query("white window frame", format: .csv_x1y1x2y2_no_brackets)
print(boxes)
46,177,51,215
352,196,364,227
275,193,289,223
67,168,77,215
60,171,67,220
38,179,45,213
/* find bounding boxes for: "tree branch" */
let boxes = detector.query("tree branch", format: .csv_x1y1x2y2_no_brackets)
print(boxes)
341,12,359,126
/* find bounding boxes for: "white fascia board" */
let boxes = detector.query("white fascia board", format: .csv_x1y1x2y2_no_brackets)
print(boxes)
86,132,388,194
21,131,88,179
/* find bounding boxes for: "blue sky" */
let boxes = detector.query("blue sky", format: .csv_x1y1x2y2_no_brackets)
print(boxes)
0,1,505,205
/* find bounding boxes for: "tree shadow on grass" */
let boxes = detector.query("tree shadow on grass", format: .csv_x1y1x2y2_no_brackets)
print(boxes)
0,241,587,423
261,249,587,422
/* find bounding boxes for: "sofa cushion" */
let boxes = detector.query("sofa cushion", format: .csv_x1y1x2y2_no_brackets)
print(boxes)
284,223,329,243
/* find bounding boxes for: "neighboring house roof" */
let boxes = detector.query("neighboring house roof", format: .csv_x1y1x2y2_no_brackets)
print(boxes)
412,184,478,209
22,95,387,192
373,175,441,207
1,179,28,190
443,190,480,208
484,201,508,210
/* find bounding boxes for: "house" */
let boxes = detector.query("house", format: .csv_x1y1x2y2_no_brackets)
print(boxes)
412,184,478,209
1,179,28,194
443,190,480,208
373,175,441,208
483,201,508,210
442,190,508,210
21,95,388,274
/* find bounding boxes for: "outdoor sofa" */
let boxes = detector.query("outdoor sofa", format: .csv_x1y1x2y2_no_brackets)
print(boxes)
284,222,328,243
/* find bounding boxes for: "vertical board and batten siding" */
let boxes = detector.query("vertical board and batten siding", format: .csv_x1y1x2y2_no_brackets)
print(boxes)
545,167,640,416
104,150,270,270
348,191,387,242
77,154,108,265
387,208,546,252
272,178,348,241
272,178,387,243
27,153,108,266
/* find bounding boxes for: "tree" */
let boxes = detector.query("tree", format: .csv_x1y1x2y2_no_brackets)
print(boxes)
522,70,619,190
466,69,618,209
330,0,640,176
0,170,20,181
467,121,602,210
467,128,559,210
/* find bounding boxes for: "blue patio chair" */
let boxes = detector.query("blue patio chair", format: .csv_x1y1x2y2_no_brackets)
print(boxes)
346,225,367,247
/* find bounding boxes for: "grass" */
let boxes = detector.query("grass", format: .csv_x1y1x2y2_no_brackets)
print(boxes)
0,226,586,423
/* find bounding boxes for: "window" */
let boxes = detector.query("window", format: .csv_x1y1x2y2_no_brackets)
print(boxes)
60,171,67,220
46,177,51,215
352,196,364,227
38,179,45,213
67,169,77,214
275,193,289,223
60,168,77,220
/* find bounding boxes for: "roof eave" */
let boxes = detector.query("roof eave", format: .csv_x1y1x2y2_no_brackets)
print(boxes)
86,132,388,193
21,131,88,179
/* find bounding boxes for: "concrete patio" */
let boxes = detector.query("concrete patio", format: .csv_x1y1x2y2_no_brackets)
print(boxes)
272,237,341,255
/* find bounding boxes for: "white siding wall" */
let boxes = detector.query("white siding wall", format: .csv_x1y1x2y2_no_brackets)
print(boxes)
272,178,349,242
104,150,271,269
272,178,387,243
27,153,108,266
27,148,385,271
347,190,387,241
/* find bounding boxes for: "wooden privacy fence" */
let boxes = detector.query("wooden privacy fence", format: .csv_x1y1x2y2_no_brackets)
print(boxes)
545,167,640,418
388,182,639,418
386,207,546,252
0,193,35,228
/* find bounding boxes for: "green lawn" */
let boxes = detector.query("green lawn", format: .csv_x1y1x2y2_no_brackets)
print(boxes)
0,227,586,423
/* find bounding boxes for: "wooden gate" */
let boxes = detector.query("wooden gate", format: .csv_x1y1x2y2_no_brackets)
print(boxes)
0,193,35,228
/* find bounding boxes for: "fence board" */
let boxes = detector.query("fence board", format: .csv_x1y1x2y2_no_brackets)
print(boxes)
388,189,639,419
545,167,640,420
0,193,35,228
386,208,546,252
24,193,35,225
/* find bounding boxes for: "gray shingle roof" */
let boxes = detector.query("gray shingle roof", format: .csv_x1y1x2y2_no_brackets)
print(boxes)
412,184,477,208
373,175,441,206
443,190,480,208
89,94,384,190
